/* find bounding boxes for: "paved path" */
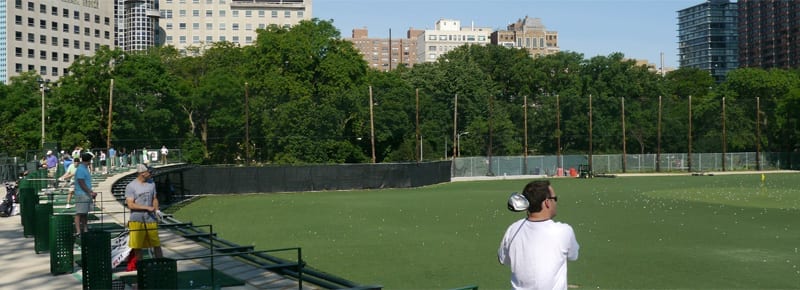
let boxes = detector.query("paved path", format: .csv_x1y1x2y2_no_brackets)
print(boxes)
0,167,308,289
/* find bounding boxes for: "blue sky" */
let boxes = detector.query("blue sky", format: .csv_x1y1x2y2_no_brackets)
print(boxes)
313,0,702,69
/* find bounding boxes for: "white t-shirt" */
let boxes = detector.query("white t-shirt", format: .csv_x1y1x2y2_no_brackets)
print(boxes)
498,219,579,290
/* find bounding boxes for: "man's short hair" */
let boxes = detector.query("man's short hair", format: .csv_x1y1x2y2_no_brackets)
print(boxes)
80,152,93,162
522,180,551,213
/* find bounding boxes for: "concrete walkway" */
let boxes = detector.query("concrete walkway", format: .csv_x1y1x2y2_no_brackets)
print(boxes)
0,167,308,289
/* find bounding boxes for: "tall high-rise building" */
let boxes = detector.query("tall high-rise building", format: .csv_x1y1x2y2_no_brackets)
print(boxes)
1,0,115,83
158,0,312,54
417,19,492,63
491,16,559,57
678,0,738,82
115,0,160,52
738,0,800,69
349,27,422,71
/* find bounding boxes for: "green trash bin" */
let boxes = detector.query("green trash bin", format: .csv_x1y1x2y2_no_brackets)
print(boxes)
19,179,39,237
34,203,53,253
81,230,112,290
137,258,177,289
50,214,75,274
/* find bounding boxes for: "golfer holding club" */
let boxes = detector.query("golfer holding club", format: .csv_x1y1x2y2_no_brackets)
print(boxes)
498,180,579,290
126,164,163,266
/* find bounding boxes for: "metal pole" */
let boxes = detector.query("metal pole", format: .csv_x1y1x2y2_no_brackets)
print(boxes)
556,94,561,170
722,97,726,171
488,95,494,176
756,96,761,171
245,82,250,166
523,95,528,174
621,97,626,173
369,86,376,163
40,84,45,148
688,95,693,172
588,94,593,172
416,88,420,163
107,79,114,151
657,96,662,172
452,93,457,160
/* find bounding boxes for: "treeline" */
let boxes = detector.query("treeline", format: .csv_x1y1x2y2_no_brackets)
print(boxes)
1,19,798,164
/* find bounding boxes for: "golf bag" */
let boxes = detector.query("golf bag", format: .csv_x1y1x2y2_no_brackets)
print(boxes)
0,182,16,217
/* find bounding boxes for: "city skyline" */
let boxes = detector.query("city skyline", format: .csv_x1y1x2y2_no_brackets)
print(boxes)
314,0,703,69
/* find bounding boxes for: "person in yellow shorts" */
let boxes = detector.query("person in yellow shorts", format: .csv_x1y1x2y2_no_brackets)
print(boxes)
126,164,163,262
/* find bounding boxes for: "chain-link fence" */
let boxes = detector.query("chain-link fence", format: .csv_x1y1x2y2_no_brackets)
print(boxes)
453,152,800,177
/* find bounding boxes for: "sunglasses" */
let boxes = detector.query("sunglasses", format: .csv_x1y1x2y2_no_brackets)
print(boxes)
546,196,558,202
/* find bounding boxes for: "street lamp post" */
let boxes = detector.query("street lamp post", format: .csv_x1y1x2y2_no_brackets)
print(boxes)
38,79,50,149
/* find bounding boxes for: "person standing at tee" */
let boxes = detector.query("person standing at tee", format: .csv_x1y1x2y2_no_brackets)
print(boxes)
126,164,163,262
73,153,97,235
498,180,579,290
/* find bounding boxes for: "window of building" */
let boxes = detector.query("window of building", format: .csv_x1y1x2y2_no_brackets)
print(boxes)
28,49,34,58
284,11,290,18
179,36,186,44
104,31,110,39
51,21,58,31
40,19,46,29
15,63,22,73
14,32,21,41
27,1,34,11
245,23,252,31
15,16,22,25
428,35,435,40
206,23,212,30
232,23,239,30
63,53,69,62
63,39,69,47
15,47,22,57
28,65,35,72
232,10,239,17
74,25,79,34
179,10,186,17
219,36,225,41
94,29,100,38
51,52,58,61
84,13,90,21
15,0,21,9
40,50,46,60
193,0,199,3
166,35,172,43
105,17,110,25
40,66,47,75
52,36,58,46
193,23,199,30
259,10,265,17
40,35,46,44
219,10,226,17
27,33,34,43
428,46,436,51
63,8,69,18
27,17,34,27
193,36,200,43
179,23,186,30
246,36,253,44
206,35,213,42
272,11,277,18
73,40,79,49
192,10,199,17
206,10,212,17
39,4,46,13
258,23,265,29
478,36,486,41
84,27,90,36
73,11,79,20
95,15,100,23
52,67,58,76
63,24,69,33
206,0,212,3
166,23,173,30
232,36,239,43
298,11,304,18
219,23,226,30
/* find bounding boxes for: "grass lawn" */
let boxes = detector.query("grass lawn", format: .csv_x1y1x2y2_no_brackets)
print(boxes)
172,173,800,289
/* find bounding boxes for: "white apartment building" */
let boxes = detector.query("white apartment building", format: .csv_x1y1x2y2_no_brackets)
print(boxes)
417,19,492,63
159,0,312,54
2,0,115,83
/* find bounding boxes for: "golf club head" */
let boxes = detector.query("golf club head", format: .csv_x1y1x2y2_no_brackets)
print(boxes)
507,192,529,212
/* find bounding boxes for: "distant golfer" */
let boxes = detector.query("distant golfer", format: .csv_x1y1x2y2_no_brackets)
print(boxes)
498,180,579,290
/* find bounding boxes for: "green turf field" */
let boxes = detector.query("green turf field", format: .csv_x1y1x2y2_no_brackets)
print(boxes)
172,173,800,289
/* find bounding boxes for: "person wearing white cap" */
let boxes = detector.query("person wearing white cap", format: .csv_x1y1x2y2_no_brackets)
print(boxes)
125,163,163,266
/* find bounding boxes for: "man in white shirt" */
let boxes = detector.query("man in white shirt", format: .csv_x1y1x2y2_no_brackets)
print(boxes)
498,180,579,290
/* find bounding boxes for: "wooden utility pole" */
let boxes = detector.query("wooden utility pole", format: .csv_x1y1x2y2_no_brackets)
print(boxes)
756,97,761,171
452,93,458,160
688,95,693,172
416,88,420,163
657,96,662,172
523,95,528,174
245,82,250,165
588,94,593,172
556,94,561,170
722,97,726,171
